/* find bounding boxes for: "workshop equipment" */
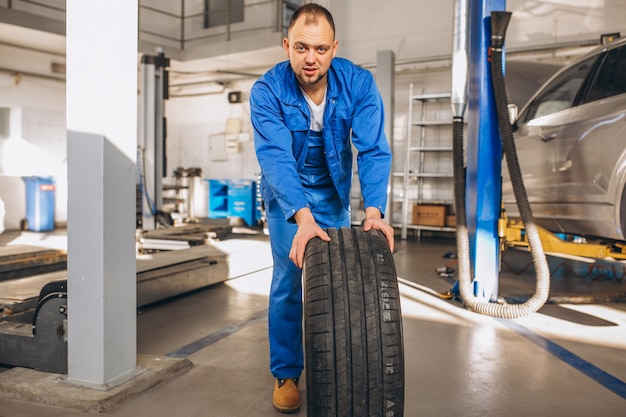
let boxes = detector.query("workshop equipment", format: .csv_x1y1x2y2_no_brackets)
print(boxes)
0,280,67,373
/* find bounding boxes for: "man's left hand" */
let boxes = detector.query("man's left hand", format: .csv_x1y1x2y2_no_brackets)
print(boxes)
363,208,395,253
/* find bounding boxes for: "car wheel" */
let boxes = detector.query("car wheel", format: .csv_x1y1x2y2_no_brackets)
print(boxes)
303,227,404,417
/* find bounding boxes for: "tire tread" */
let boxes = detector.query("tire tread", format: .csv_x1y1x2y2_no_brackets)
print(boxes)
304,227,404,417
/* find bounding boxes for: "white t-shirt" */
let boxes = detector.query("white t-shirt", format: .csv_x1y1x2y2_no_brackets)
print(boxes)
301,87,327,132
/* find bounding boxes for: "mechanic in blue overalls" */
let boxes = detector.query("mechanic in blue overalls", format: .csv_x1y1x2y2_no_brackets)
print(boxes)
250,3,395,413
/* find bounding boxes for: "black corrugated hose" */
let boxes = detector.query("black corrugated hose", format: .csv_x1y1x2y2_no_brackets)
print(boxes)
453,11,550,318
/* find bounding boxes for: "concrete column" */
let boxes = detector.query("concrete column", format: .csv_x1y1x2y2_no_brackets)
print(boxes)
66,0,138,387
139,62,157,230
376,50,395,223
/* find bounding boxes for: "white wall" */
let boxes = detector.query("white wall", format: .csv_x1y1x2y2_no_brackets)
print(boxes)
164,79,260,184
508,0,626,47
331,0,626,66
0,69,66,230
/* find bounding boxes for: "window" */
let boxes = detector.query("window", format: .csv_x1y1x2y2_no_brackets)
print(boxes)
582,45,626,103
522,55,599,122
203,0,244,29
283,1,302,31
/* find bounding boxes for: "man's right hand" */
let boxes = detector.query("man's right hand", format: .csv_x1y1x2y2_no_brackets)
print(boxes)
289,208,330,269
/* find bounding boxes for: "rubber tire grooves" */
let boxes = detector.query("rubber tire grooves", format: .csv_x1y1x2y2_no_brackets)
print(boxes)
303,227,404,416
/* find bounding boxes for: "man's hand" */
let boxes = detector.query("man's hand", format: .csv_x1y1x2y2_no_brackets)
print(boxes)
289,208,330,269
363,207,395,253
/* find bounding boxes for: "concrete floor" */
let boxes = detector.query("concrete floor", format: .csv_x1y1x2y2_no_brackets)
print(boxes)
1,230,625,416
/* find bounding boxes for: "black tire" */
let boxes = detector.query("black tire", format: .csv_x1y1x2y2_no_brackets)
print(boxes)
303,227,404,417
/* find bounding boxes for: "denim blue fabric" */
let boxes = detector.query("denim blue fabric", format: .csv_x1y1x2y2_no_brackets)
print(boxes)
266,130,350,379
251,57,391,380
250,57,392,223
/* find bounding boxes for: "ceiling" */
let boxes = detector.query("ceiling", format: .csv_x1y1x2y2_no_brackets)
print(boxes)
0,11,286,89
0,22,65,56
0,2,600,98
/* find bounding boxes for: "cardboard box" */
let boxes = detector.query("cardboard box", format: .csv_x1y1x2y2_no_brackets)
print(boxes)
412,204,446,227
445,215,456,227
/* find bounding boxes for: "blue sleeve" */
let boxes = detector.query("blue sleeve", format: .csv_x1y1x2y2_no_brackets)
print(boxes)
249,80,309,222
351,72,392,217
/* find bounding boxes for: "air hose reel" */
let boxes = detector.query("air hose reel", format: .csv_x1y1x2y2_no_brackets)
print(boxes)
452,10,551,318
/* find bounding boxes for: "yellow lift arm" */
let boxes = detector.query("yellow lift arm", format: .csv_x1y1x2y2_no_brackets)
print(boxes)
500,218,626,261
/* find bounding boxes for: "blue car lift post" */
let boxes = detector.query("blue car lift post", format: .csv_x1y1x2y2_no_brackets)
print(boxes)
452,0,506,301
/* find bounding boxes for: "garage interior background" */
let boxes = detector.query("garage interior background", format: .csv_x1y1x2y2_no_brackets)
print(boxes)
0,0,625,231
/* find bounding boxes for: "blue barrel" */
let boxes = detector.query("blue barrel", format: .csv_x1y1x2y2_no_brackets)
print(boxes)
23,176,55,232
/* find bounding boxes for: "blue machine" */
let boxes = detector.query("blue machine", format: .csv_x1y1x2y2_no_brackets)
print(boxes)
449,0,504,302
227,179,260,227
465,0,505,301
207,179,261,226
450,0,550,317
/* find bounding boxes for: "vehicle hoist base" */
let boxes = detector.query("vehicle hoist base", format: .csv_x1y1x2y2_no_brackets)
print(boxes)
0,280,67,374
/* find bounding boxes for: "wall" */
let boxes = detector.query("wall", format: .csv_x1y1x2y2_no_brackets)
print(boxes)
0,67,66,231
508,0,626,48
331,0,626,66
164,79,259,184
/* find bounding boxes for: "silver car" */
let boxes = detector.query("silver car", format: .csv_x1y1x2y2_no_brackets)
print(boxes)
503,37,626,242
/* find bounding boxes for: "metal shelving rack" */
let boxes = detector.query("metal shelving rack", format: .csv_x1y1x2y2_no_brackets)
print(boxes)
394,83,457,239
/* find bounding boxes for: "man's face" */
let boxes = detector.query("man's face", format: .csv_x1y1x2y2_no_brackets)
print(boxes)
283,14,338,88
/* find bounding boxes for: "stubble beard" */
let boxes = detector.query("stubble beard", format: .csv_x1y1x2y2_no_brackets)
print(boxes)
296,68,328,87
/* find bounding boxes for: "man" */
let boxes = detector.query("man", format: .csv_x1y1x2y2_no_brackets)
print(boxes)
250,3,394,413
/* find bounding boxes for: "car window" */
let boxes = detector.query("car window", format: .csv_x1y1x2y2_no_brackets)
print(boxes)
582,45,626,103
522,55,599,122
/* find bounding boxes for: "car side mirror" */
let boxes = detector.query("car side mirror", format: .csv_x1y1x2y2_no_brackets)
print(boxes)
507,103,518,124
507,103,518,132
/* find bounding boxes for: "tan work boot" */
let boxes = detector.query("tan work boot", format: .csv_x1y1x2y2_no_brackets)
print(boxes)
272,378,300,413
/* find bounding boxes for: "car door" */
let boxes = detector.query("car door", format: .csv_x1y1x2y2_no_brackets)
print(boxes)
554,44,626,239
503,55,600,231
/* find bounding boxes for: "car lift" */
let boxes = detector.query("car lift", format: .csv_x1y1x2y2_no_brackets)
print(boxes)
502,218,626,261
446,0,550,317
449,0,625,314
0,280,68,374
0,229,272,373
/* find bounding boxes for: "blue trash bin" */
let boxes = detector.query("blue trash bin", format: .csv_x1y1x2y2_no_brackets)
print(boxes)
23,176,55,232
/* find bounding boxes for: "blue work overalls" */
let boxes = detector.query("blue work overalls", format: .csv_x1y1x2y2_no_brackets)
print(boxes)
265,130,350,379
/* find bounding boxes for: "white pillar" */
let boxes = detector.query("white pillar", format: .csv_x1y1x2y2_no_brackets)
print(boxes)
66,0,138,387
377,50,395,224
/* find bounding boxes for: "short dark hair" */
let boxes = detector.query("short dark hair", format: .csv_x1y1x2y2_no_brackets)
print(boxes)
288,3,335,37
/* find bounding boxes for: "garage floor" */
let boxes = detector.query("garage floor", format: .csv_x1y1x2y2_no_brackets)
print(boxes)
1,229,625,416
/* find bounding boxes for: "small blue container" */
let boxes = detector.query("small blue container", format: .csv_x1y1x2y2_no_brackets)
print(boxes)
23,176,55,232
